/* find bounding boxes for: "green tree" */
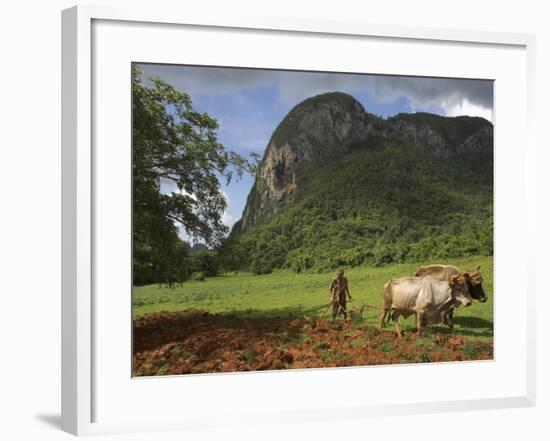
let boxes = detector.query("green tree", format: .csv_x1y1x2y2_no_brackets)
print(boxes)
217,237,248,274
132,66,251,285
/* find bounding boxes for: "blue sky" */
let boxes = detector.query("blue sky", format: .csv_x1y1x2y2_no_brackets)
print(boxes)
137,64,493,243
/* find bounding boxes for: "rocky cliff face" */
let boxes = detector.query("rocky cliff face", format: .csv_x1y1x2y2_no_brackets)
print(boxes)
236,92,376,232
384,112,493,157
233,92,492,234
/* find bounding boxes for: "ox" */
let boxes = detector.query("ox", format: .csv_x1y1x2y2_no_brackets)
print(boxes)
378,274,473,338
413,264,487,328
413,264,487,303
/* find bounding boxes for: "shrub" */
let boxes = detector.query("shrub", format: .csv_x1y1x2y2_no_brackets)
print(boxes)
191,272,206,282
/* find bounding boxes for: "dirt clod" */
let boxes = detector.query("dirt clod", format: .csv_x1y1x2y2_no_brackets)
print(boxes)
133,310,493,376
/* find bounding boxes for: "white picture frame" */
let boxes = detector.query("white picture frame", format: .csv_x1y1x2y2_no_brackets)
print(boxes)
62,5,537,436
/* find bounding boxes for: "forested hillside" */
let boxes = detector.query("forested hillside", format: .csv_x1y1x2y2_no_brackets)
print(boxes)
231,92,493,274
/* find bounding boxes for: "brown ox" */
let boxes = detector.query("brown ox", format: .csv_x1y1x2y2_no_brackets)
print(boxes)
378,274,473,338
413,264,460,281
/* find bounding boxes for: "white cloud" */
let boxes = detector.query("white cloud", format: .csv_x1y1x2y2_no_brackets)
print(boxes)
268,72,494,121
441,98,493,122
367,76,493,110
139,63,494,121
221,190,230,204
219,191,237,227
221,211,237,228
174,187,196,200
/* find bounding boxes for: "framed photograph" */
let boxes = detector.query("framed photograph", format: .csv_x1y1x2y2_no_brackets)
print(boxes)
62,5,536,436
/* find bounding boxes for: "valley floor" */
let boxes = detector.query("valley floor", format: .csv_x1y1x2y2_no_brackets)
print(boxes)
132,256,494,376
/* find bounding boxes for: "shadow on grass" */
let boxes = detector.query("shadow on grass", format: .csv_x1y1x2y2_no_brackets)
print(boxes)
452,316,494,338
453,316,493,329
235,304,330,319
426,316,493,338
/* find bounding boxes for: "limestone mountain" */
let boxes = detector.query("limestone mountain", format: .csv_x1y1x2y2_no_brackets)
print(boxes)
235,93,377,232
231,92,493,274
234,92,492,234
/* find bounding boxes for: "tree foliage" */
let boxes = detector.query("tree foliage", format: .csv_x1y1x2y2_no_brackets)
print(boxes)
233,140,493,274
132,66,250,285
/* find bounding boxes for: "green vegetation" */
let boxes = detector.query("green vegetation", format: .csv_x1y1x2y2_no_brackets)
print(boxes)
132,66,252,286
133,255,493,343
461,341,480,358
243,349,259,364
236,140,492,274
350,338,369,348
377,341,395,353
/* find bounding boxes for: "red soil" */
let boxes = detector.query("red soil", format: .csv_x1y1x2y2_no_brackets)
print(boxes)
133,310,493,376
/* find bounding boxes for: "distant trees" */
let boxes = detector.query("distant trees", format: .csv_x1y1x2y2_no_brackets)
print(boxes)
132,66,251,285
217,237,248,275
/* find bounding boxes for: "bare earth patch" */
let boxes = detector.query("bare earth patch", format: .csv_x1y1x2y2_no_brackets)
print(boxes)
133,310,493,376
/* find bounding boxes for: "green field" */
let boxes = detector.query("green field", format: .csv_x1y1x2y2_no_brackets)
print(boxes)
133,256,493,342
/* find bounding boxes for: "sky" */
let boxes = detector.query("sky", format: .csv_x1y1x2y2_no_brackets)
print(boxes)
136,63,494,243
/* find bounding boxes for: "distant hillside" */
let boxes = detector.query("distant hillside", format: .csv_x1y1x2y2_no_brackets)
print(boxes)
189,243,209,254
231,92,493,274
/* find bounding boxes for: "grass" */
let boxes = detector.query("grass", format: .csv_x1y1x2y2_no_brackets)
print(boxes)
350,338,369,348
462,341,480,358
133,255,493,343
244,349,259,364
377,341,395,353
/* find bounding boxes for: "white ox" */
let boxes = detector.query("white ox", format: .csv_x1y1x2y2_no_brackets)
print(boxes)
378,274,473,338
413,264,488,328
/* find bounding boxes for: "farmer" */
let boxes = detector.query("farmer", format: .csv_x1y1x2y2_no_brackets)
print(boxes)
329,269,352,320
